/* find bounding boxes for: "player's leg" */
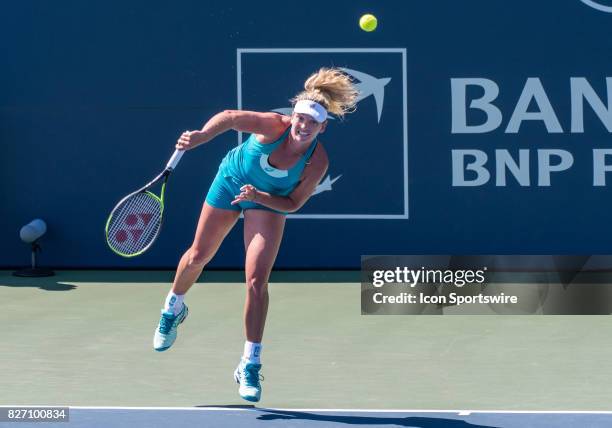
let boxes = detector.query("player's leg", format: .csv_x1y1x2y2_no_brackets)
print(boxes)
154,202,240,352
172,202,240,295
234,208,286,402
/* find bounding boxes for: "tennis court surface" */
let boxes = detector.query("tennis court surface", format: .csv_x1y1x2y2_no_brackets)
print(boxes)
4,407,612,428
3,270,612,427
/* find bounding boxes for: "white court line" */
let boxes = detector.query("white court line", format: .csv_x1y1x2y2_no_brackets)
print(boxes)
6,406,612,414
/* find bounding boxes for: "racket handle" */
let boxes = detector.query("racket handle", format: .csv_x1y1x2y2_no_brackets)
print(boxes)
166,149,184,170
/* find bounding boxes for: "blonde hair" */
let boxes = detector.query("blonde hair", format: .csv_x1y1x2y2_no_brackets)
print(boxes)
291,68,358,119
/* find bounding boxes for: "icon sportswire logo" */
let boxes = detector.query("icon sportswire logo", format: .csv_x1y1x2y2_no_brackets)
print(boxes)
580,0,612,12
271,67,392,196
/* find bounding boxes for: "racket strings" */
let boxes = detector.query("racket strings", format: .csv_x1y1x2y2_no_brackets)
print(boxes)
107,192,163,255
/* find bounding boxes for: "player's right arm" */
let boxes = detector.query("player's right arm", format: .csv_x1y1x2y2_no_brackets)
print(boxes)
176,110,289,150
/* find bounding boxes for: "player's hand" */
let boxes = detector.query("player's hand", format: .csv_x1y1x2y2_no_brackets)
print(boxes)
176,130,204,150
231,184,258,205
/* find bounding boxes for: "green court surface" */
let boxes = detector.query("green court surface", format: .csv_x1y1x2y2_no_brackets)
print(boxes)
2,270,612,410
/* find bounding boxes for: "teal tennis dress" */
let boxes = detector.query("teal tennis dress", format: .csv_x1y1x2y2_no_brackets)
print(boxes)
205,127,318,214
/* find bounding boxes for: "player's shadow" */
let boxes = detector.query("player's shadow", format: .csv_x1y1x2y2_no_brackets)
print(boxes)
0,274,76,291
256,410,500,428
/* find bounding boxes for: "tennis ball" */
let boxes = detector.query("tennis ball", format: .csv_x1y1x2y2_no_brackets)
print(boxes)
359,14,378,32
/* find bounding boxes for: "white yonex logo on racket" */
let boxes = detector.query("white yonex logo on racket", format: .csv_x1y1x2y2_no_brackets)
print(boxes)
580,0,612,12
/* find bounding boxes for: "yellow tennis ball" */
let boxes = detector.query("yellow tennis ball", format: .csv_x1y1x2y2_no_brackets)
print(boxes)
359,14,378,32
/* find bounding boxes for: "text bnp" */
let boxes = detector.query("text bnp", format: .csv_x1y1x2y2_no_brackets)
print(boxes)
451,77,612,186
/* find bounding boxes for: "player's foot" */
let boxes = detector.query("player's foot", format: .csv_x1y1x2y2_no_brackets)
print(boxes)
153,304,188,352
233,358,263,402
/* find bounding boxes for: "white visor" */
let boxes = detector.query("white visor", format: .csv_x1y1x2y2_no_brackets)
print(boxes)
293,100,328,123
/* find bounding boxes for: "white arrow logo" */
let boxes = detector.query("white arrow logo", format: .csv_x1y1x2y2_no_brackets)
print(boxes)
272,68,391,123
340,68,391,123
312,174,342,196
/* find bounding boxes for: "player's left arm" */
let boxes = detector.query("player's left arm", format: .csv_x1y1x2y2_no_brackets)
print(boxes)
232,144,329,213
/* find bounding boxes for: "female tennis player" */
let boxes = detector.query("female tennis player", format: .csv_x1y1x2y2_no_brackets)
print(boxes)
153,68,358,402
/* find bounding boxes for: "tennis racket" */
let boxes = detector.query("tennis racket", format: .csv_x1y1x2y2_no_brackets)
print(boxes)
105,149,184,257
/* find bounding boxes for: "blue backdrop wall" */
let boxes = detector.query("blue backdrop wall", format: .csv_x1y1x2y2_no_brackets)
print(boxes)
2,0,612,269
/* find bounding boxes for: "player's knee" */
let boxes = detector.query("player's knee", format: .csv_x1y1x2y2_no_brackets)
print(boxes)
187,247,213,268
246,276,268,299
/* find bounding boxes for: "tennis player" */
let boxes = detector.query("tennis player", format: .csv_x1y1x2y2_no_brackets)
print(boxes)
153,68,358,402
